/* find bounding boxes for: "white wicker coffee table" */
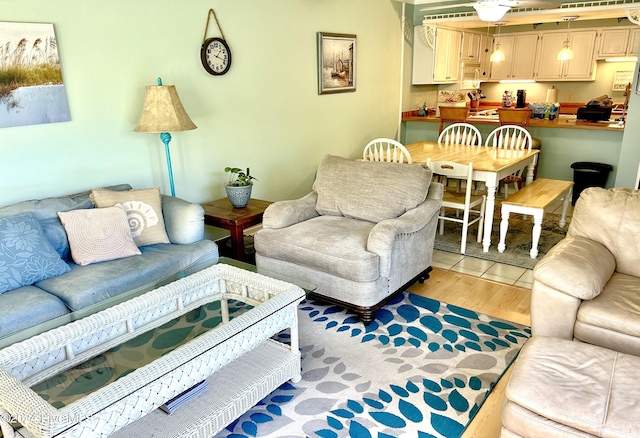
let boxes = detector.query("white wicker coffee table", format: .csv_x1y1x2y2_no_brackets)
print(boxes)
0,263,305,438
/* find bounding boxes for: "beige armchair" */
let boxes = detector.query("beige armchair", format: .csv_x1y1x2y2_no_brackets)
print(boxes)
254,155,443,324
531,187,640,355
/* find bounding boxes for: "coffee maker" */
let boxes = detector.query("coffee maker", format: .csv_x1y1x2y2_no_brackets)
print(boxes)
516,89,527,108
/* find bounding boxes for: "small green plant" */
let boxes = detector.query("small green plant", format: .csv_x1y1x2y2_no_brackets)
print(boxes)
224,167,257,186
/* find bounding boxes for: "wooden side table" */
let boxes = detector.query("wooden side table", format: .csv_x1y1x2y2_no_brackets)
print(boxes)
202,198,273,262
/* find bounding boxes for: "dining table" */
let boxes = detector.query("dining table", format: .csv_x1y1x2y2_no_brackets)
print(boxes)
405,141,540,253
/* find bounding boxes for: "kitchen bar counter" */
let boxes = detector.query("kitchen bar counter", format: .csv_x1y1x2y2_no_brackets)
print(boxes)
402,113,625,131
401,109,624,187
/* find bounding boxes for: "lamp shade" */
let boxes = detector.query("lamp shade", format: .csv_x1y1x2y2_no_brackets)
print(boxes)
473,2,510,22
556,45,574,61
490,44,505,62
134,85,196,133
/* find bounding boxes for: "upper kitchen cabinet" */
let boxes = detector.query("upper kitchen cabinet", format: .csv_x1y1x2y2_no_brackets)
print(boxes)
597,28,631,59
535,30,597,81
489,33,538,81
628,28,640,56
412,25,461,84
596,26,640,59
460,32,482,61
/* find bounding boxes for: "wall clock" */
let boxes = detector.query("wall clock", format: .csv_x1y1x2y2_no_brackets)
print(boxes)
201,37,232,75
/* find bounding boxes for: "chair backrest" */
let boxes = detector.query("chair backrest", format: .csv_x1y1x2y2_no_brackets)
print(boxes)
438,106,469,134
497,108,533,129
427,159,475,206
485,125,532,150
363,138,412,164
438,123,482,146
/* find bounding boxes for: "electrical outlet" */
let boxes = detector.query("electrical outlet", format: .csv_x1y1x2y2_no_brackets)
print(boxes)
567,93,573,101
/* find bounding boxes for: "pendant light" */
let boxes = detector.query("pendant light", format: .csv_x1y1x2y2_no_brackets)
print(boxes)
556,16,578,61
490,22,506,63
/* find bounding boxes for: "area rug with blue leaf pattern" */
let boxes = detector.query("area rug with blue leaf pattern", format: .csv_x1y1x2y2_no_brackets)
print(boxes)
215,292,531,438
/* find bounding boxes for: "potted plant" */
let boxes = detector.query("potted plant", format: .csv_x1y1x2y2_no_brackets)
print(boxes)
224,167,257,208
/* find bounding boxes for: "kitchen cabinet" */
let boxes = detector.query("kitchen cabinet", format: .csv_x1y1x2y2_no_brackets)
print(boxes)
412,25,461,84
535,30,597,81
596,26,640,58
460,32,482,61
627,28,640,56
489,33,538,80
597,28,631,59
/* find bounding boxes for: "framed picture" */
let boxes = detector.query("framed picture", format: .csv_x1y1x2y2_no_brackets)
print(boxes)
317,32,356,95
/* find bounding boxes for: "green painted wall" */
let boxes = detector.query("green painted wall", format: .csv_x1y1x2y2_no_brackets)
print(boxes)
0,0,403,206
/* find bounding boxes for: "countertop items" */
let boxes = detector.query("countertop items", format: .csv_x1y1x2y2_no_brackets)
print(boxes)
403,112,624,131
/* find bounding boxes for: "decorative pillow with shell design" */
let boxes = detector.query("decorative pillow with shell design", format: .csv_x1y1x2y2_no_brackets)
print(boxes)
90,187,170,247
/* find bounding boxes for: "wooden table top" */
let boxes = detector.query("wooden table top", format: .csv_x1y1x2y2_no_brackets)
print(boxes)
405,141,539,172
202,198,273,225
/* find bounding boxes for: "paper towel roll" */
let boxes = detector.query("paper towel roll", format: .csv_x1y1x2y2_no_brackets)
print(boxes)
545,87,558,103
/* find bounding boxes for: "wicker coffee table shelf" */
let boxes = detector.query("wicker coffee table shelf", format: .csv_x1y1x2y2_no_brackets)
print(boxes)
0,264,305,438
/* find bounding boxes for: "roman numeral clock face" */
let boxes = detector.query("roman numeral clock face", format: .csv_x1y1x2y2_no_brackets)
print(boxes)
201,37,232,75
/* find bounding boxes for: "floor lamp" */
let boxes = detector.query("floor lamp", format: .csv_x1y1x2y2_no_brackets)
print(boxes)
134,78,197,197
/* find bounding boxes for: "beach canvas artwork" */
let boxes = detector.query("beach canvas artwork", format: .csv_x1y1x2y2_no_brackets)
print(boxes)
0,21,71,129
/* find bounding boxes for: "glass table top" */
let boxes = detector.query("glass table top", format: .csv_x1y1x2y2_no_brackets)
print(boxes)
0,257,315,350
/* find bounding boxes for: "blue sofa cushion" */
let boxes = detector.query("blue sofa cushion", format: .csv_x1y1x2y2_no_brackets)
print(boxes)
0,213,71,294
0,184,132,260
0,286,69,338
36,239,219,311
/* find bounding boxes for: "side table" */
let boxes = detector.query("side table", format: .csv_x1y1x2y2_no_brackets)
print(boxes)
202,198,273,262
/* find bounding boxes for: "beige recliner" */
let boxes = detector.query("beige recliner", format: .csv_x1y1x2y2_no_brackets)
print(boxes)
254,154,443,324
531,187,640,355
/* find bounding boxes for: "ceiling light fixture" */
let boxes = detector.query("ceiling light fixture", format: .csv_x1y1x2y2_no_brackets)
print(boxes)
473,1,511,22
557,16,578,61
490,22,506,63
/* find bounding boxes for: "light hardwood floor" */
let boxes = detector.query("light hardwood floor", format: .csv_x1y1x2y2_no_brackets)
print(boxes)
406,267,531,438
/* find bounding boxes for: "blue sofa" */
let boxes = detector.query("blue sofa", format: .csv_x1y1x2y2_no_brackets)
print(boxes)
0,184,219,341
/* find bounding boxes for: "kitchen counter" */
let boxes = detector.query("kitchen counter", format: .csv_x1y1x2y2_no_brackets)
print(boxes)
401,109,624,187
402,113,625,131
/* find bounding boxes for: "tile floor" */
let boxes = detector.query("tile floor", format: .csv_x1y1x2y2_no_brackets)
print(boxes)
432,250,535,289
432,189,574,290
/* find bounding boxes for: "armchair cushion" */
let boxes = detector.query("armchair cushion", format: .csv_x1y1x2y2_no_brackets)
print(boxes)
255,216,378,282
313,155,432,223
569,187,640,277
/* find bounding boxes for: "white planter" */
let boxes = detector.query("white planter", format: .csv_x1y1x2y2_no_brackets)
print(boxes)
224,183,253,208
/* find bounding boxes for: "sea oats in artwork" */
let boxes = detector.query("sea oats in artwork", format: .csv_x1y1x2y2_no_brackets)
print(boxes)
0,21,70,128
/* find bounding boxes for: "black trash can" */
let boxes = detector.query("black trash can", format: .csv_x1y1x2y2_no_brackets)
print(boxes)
570,161,613,205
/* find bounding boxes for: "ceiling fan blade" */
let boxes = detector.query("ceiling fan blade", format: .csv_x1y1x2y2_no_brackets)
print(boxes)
419,3,475,12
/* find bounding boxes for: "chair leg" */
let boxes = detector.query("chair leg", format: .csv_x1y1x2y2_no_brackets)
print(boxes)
439,207,445,235
460,210,471,254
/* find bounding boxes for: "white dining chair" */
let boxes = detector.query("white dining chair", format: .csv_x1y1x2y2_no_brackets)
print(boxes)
439,123,483,193
438,122,482,146
363,138,412,164
485,125,533,198
427,159,486,255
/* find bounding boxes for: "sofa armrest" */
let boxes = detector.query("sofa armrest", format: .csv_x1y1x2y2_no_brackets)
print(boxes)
531,236,616,339
161,195,205,244
262,192,319,230
368,193,442,277
534,236,616,301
